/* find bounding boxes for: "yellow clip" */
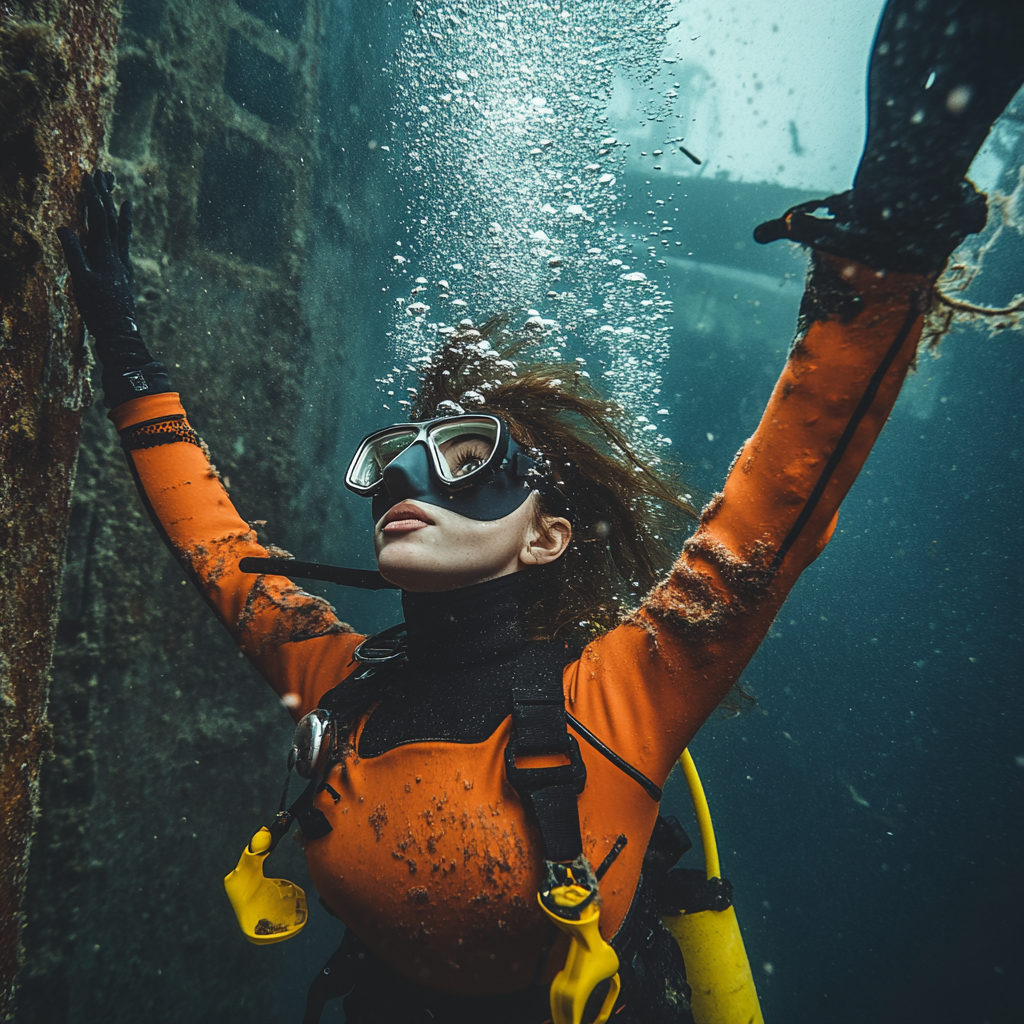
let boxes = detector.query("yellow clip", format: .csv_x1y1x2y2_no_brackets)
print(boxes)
539,881,620,1024
223,827,308,945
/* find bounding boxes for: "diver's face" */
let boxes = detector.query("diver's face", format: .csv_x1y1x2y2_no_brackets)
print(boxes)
374,493,569,592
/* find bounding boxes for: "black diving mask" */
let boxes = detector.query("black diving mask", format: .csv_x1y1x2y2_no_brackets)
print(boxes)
345,413,567,523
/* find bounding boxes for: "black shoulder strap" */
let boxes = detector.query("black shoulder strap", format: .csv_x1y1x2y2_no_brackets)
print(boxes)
504,642,587,863
503,639,665,864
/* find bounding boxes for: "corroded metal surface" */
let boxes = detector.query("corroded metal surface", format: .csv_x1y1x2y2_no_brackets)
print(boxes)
13,1,346,1020
0,2,120,1018
5,1,410,1018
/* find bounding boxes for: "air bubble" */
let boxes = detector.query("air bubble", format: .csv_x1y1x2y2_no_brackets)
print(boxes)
385,2,678,451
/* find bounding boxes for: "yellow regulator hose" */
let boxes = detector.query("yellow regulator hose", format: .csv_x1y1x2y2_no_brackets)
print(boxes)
679,749,720,880
663,750,764,1024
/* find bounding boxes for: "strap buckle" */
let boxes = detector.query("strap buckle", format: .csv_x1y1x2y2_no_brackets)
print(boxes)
352,623,408,664
504,732,587,796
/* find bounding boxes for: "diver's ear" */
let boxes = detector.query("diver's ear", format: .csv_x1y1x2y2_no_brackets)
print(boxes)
521,515,572,567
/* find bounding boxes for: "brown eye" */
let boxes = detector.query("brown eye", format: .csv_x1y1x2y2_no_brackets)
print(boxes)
441,436,490,477
452,452,486,477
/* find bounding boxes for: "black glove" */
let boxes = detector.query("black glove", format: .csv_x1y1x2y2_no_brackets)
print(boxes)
755,0,1024,274
57,170,172,408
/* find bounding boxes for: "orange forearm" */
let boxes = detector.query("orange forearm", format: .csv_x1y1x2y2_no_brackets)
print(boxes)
715,254,933,584
108,393,345,666
639,253,934,713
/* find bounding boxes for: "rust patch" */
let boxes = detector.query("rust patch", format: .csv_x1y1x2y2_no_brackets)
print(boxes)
796,250,865,338
234,569,351,652
368,803,388,840
406,887,429,904
173,527,353,652
0,3,121,1013
263,543,294,560
634,493,775,646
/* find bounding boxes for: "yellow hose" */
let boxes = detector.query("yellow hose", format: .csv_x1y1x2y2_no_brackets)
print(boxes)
665,749,765,1024
679,748,719,880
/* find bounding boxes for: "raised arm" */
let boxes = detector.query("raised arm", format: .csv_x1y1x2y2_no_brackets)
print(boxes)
109,393,356,676
58,173,359,712
575,0,1024,782
569,252,935,786
633,252,933,719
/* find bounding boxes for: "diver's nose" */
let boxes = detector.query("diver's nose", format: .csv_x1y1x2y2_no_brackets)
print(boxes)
380,441,433,503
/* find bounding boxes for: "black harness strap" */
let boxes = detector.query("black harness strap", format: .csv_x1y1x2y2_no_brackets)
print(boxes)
504,642,588,863
301,932,361,1024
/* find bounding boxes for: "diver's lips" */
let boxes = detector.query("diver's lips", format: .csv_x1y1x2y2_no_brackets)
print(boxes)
380,502,435,533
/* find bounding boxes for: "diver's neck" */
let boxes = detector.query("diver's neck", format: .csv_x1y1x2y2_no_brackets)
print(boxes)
401,569,542,668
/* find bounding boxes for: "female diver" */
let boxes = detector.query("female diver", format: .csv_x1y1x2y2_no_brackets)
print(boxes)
56,2,1023,1021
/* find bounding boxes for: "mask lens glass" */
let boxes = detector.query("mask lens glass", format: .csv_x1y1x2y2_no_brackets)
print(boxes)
349,428,418,491
428,418,500,483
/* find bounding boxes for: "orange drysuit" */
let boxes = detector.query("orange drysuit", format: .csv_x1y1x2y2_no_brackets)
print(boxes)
110,254,933,996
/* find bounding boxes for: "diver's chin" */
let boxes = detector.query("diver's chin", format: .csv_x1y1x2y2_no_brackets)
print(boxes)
375,544,447,593
375,544,500,594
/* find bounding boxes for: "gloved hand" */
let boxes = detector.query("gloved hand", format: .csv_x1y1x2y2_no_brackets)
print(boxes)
754,0,1024,274
57,170,172,408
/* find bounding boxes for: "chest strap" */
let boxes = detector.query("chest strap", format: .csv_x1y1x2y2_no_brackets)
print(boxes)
503,642,588,863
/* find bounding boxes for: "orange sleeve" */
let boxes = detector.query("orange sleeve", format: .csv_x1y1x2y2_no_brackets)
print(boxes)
109,393,362,716
569,253,936,785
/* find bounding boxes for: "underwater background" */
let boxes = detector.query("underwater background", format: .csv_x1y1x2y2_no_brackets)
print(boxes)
13,2,1022,1022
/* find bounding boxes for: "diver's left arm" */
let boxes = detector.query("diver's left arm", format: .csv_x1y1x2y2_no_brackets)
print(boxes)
570,253,936,787
633,251,934,715
572,2,1024,785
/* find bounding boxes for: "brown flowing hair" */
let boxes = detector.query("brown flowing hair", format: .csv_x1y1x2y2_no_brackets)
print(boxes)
409,316,699,640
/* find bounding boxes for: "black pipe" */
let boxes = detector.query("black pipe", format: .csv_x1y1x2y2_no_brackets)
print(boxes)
238,557,399,590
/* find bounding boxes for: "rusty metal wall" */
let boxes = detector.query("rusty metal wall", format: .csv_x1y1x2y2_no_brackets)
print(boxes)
12,1,409,1020
0,3,121,1018
12,1,325,1020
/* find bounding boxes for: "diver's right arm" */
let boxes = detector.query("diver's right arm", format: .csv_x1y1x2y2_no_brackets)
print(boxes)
108,392,357,696
58,172,360,715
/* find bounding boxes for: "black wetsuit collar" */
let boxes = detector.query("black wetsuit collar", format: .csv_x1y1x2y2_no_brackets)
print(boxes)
401,569,544,668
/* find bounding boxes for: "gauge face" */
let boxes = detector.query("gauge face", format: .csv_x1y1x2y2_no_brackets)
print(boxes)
290,709,331,779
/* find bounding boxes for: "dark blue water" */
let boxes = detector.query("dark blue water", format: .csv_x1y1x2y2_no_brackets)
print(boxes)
660,274,1024,1024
